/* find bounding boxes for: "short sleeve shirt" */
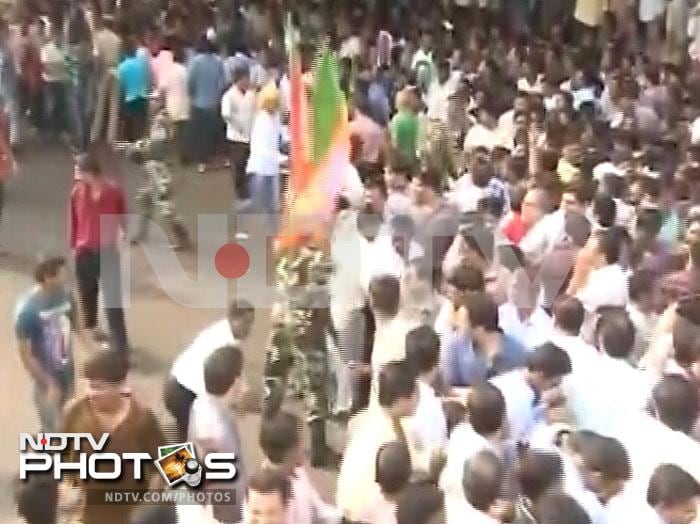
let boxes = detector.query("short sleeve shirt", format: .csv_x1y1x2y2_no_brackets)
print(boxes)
15,287,74,375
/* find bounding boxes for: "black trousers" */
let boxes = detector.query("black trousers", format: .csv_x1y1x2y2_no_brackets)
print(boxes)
164,376,196,441
75,248,128,351
230,141,250,201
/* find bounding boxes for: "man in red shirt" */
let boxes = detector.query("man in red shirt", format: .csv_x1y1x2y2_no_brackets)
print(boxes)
0,103,16,255
69,151,129,351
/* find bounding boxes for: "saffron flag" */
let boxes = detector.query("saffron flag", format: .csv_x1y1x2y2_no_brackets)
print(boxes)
278,17,350,252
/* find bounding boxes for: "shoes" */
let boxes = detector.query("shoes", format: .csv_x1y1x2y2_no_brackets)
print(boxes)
197,164,206,175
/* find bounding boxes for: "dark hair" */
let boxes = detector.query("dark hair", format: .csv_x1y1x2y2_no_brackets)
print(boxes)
527,343,572,379
536,493,591,524
76,151,102,176
247,467,291,504
447,263,485,293
444,400,467,436
468,383,506,436
405,326,440,375
517,450,563,502
15,476,57,524
553,295,585,335
581,435,631,481
378,360,417,408
370,275,401,317
463,450,503,512
376,441,412,495
203,345,243,396
636,207,662,237
598,309,635,359
364,173,388,198
416,166,442,193
232,63,251,83
462,226,495,263
396,481,444,524
34,256,66,283
84,350,129,383
628,270,656,302
647,464,700,508
593,194,616,229
228,299,255,321
598,227,622,265
259,411,300,465
466,292,500,332
653,375,699,434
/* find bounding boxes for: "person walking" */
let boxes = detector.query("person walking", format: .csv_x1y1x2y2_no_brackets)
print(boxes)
221,63,256,230
0,103,16,255
117,37,150,142
15,257,81,432
187,34,226,175
246,83,285,232
90,14,121,145
69,151,129,351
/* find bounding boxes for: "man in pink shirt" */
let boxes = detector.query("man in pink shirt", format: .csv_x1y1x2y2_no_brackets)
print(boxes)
350,97,386,168
69,151,129,351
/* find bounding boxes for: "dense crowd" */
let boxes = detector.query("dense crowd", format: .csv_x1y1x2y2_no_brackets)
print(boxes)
6,0,700,523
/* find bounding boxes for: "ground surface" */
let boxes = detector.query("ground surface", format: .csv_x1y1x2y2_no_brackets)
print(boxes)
0,139,337,523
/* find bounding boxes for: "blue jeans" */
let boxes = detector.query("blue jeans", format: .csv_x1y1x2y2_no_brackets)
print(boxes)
250,173,280,229
33,363,74,432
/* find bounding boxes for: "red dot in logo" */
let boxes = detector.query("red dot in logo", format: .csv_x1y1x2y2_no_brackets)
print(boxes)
215,243,250,279
40,438,47,446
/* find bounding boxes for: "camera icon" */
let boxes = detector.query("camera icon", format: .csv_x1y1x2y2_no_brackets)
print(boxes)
182,458,203,488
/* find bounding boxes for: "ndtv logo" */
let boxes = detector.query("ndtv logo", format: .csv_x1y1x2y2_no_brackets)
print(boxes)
19,434,237,486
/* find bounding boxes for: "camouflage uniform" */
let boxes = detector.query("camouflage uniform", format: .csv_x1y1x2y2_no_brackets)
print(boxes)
264,246,337,465
116,111,190,250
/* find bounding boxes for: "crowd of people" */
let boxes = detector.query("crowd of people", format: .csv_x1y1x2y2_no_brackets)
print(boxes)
7,0,700,523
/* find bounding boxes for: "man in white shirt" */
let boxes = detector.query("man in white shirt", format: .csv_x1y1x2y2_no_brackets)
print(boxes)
520,185,589,263
426,60,458,124
165,299,254,439
448,450,505,524
550,296,602,431
404,326,447,473
187,345,247,523
576,228,629,339
258,411,342,524
364,214,425,292
499,268,554,351
490,342,572,448
337,361,418,521
589,309,651,434
441,383,506,509
221,64,257,216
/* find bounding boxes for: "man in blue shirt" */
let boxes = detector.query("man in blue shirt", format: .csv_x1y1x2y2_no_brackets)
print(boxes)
443,291,526,387
15,257,79,431
118,38,150,141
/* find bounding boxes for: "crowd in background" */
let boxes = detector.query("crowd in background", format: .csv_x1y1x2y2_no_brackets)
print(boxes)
6,0,700,523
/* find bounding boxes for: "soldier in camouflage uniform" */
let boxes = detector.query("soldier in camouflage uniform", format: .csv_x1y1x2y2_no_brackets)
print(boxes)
115,110,191,250
264,244,338,467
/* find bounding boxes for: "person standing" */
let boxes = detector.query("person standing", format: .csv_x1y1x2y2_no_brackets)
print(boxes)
0,19,19,149
90,14,121,145
117,37,150,142
156,45,189,161
221,64,256,219
59,350,164,524
246,83,285,230
187,35,226,175
69,151,129,352
0,103,16,255
15,257,79,432
40,24,70,142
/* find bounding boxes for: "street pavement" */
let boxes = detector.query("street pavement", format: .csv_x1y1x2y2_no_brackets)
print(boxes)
0,140,337,523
